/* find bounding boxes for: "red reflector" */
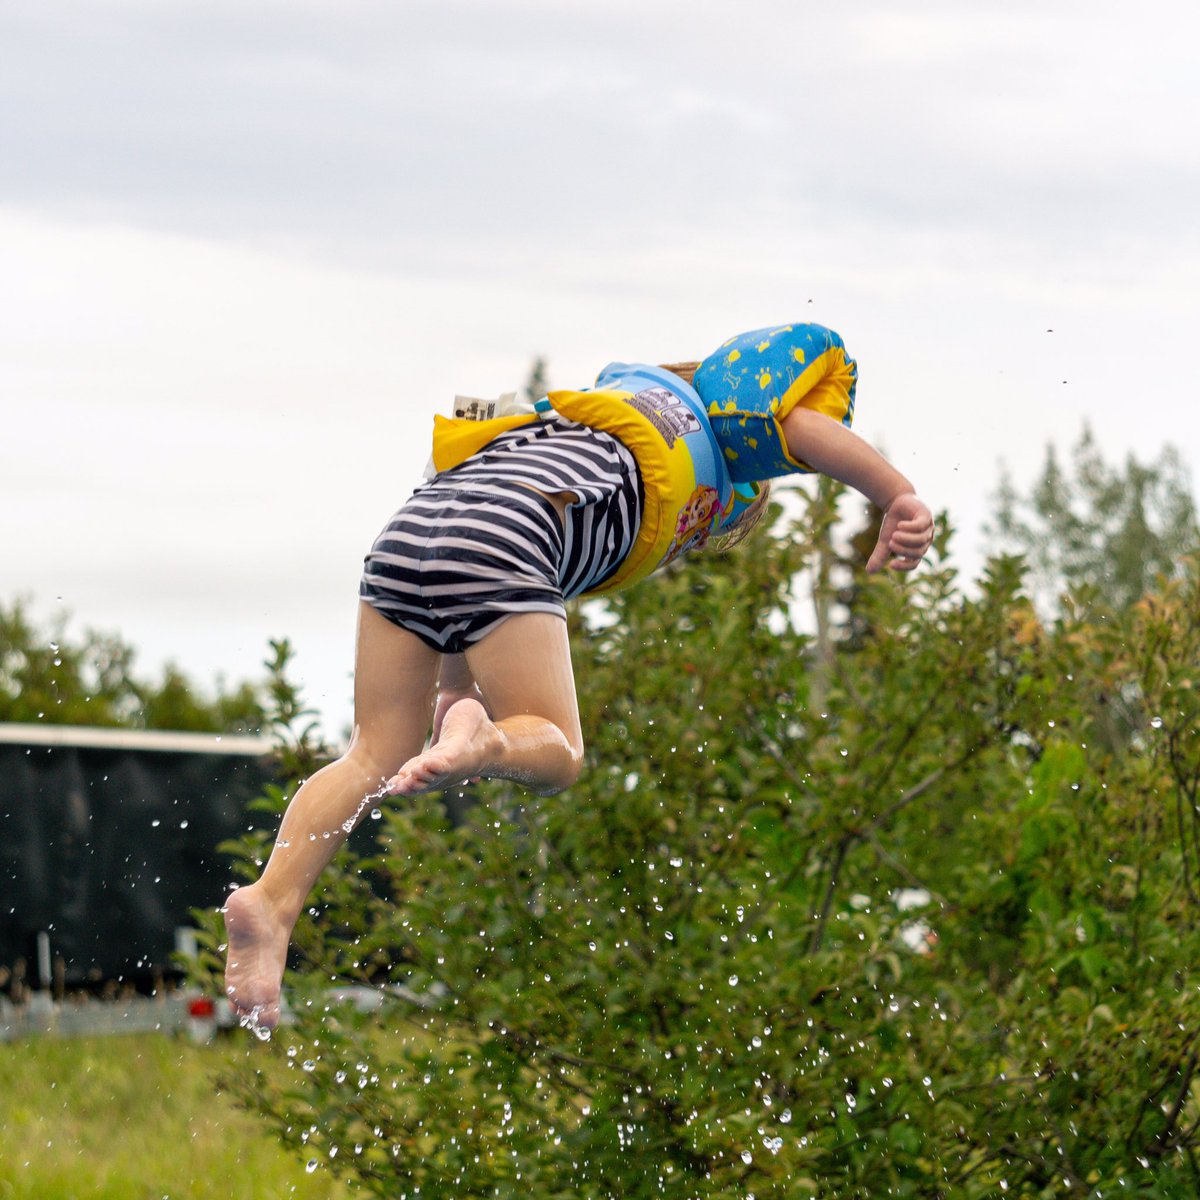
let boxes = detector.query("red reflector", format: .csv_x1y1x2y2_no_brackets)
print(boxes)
189,997,216,1018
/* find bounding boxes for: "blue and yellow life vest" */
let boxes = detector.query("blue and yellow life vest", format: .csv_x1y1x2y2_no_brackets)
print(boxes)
428,323,857,595
430,364,753,595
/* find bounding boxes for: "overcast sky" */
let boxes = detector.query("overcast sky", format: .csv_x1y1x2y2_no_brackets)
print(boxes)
3,0,1198,738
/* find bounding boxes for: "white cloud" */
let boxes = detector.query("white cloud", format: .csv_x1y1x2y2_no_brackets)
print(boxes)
3,0,1198,735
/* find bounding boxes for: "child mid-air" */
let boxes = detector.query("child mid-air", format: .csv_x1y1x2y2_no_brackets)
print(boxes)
223,323,935,1030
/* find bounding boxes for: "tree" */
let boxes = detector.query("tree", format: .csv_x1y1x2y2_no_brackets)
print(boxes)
188,484,1200,1197
991,426,1198,612
523,356,549,403
0,597,265,732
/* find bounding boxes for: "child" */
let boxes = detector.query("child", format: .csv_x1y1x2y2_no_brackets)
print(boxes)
223,323,935,1030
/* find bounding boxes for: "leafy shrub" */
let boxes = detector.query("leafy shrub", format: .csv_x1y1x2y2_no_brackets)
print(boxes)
191,495,1200,1199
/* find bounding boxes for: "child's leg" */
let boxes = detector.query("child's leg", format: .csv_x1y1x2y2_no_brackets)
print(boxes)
223,602,441,1028
388,611,584,797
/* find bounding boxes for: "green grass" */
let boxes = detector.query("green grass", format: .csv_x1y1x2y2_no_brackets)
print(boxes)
0,1032,352,1200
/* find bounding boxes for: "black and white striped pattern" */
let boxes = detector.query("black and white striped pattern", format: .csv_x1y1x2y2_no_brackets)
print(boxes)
438,416,642,599
359,416,643,653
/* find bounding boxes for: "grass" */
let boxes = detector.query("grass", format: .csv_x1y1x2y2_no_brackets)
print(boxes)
0,1031,353,1200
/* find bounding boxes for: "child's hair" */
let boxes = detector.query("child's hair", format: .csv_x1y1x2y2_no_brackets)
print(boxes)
711,481,772,550
658,361,772,549
659,361,699,386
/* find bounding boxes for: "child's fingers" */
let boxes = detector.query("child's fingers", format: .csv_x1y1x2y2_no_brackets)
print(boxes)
887,529,932,567
865,541,891,573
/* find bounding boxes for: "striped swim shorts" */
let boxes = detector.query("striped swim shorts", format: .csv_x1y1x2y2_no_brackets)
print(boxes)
360,416,642,653
360,482,568,654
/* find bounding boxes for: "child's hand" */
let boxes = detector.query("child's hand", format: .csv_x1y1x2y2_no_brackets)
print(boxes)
866,493,935,573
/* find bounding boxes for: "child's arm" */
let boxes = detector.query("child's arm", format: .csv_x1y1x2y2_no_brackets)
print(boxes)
781,407,935,573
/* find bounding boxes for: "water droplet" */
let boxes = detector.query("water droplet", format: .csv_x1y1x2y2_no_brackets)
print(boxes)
1150,716,1164,729
741,1150,753,1164
305,1159,318,1174
728,975,739,986
302,1060,316,1072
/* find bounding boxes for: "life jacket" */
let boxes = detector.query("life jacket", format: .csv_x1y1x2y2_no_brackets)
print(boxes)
429,364,757,596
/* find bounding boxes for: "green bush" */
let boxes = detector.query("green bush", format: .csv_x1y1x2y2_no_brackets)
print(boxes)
191,495,1200,1199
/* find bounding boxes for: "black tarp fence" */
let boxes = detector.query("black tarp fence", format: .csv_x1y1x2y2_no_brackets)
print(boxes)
0,723,277,987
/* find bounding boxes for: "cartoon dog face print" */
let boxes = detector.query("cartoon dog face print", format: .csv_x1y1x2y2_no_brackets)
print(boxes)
663,485,722,563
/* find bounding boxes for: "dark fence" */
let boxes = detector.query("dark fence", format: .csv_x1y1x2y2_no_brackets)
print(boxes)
0,724,277,988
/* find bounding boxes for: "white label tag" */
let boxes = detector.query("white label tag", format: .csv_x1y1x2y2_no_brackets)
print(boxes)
451,392,533,420
425,391,537,480
453,396,499,421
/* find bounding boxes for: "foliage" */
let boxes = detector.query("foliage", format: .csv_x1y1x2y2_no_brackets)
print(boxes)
523,355,550,403
0,596,265,731
190,493,1200,1198
991,427,1198,613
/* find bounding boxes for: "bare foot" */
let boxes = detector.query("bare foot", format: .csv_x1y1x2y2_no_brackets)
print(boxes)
223,884,291,1034
387,697,498,795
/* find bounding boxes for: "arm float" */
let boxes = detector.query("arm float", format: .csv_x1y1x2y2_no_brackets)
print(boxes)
693,323,857,482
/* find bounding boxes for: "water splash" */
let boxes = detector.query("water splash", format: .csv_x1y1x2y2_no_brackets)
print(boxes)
341,782,392,833
238,1007,273,1042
